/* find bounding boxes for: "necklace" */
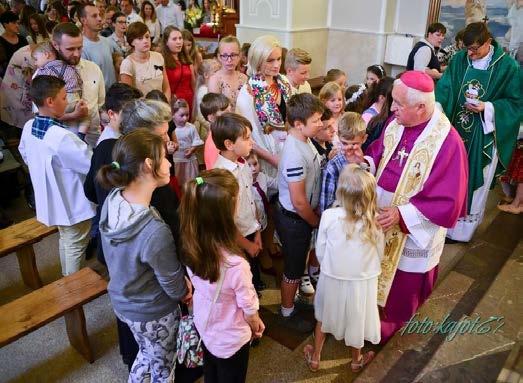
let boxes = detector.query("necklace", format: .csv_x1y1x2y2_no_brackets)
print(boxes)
268,80,279,99
393,137,409,167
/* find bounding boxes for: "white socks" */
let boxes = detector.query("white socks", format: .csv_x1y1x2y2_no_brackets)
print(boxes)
281,305,295,317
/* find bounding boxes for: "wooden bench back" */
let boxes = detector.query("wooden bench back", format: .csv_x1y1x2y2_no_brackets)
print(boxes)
0,268,107,347
0,218,57,257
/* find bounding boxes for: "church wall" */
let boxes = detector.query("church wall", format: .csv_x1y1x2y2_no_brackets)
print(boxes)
237,0,431,82
291,0,329,30
325,0,388,83
325,29,386,83
240,0,290,29
237,0,329,77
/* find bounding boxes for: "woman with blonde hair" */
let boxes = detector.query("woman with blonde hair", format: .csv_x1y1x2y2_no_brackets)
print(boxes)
304,164,383,373
235,34,292,178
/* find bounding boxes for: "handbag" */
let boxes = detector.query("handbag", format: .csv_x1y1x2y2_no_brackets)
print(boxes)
169,268,226,381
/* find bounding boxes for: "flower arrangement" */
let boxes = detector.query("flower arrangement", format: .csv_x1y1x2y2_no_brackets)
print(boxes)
185,5,203,29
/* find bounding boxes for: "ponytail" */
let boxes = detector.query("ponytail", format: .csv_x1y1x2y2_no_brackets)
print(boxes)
96,129,165,190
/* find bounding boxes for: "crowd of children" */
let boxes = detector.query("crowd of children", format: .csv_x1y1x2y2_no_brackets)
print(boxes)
16,26,399,381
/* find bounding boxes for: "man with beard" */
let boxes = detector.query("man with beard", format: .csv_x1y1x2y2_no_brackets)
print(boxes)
51,22,105,147
79,3,117,91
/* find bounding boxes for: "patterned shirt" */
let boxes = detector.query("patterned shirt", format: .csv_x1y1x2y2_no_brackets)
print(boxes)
36,60,83,95
31,115,68,139
320,153,348,213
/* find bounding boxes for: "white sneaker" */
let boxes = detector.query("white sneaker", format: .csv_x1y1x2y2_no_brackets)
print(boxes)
300,275,315,296
309,269,320,286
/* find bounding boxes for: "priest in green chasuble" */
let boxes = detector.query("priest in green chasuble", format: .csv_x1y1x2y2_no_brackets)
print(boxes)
436,22,522,242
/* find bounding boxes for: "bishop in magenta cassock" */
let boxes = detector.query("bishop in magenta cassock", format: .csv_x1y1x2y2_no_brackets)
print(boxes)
363,71,468,343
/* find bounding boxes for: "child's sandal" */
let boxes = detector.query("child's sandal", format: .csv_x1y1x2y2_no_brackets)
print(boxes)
303,344,320,372
350,351,375,373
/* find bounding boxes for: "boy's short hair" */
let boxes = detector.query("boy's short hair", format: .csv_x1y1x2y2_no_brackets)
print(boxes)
104,83,143,113
321,108,333,121
427,22,447,36
338,112,366,140
77,2,96,20
284,48,312,70
29,75,65,107
31,41,54,58
0,11,19,26
211,112,251,151
287,93,325,127
52,22,82,43
200,93,230,120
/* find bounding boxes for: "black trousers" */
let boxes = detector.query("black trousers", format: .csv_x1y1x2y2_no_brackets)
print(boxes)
203,341,250,383
245,233,262,288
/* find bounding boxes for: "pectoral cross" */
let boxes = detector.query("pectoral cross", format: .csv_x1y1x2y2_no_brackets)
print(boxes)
396,147,409,167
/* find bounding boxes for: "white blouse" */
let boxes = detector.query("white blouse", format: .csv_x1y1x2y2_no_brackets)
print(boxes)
145,18,161,46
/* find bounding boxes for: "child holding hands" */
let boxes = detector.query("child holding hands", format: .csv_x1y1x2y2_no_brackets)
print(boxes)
180,169,265,383
304,164,383,373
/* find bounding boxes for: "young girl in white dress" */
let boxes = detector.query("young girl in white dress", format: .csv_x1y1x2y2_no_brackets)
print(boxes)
171,98,203,186
304,163,384,373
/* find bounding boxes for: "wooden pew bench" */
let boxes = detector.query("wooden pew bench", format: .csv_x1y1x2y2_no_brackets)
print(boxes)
0,267,107,363
0,217,57,289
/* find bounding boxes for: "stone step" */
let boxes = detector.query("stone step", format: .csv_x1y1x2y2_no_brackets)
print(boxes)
355,211,523,383
412,239,522,382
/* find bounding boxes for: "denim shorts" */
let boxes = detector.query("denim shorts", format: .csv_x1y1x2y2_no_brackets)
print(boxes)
274,204,313,281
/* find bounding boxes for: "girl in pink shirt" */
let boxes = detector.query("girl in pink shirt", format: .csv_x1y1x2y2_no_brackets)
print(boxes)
180,169,265,383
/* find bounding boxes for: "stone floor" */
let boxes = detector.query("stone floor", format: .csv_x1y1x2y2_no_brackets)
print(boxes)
0,188,521,383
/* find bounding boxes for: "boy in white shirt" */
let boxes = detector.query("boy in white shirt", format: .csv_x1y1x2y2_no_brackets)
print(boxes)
285,48,313,95
19,75,96,276
212,113,264,292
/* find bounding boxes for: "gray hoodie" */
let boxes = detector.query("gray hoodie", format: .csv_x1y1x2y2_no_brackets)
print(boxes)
99,188,187,322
